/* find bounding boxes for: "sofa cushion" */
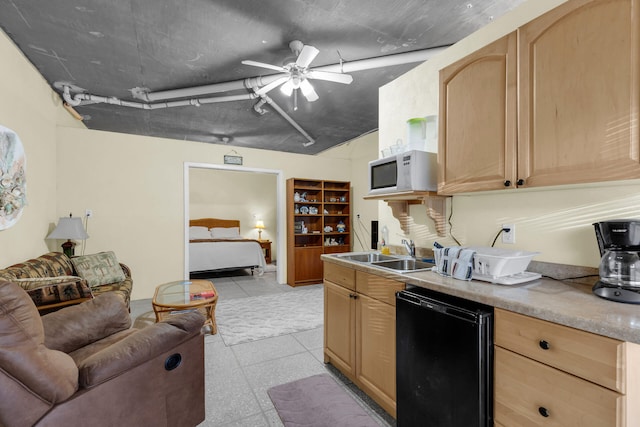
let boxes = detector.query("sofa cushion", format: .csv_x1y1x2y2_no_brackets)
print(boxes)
0,252,75,280
71,251,126,287
0,281,78,402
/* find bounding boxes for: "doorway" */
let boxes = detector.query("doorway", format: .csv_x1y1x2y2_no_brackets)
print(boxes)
183,162,285,284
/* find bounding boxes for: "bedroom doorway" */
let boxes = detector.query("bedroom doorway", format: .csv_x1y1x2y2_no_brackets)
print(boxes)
183,162,285,284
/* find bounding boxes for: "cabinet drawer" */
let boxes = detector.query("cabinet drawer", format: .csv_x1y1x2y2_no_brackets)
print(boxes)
495,308,624,392
324,263,355,291
495,347,623,427
355,271,404,305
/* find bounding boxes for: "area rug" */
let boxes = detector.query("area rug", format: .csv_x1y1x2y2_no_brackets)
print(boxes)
268,374,380,427
216,286,323,346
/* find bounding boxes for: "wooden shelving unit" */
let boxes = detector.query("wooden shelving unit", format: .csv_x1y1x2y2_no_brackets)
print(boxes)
287,178,351,287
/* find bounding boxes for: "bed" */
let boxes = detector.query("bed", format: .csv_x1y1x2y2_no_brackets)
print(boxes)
188,218,267,275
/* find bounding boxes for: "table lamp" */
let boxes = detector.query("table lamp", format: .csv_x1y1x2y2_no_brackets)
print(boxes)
46,214,89,256
255,220,265,240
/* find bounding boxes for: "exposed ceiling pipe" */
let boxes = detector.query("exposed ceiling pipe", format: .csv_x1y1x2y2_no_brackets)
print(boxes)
255,92,315,147
62,85,256,109
144,45,451,102
313,45,450,74
62,84,314,147
141,75,285,102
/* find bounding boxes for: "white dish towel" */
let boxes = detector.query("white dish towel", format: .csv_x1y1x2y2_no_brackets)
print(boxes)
434,246,476,281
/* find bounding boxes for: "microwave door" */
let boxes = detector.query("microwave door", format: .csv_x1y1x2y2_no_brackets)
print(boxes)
371,159,397,193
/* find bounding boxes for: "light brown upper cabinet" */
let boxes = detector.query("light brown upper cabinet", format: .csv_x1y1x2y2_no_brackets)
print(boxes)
439,32,517,194
439,0,640,195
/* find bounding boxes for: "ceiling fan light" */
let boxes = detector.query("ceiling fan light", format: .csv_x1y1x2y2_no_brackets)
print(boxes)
300,79,319,102
280,80,294,96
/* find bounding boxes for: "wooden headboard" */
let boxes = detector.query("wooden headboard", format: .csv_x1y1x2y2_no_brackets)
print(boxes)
189,218,240,229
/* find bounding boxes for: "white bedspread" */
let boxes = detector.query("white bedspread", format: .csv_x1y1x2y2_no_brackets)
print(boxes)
189,240,266,273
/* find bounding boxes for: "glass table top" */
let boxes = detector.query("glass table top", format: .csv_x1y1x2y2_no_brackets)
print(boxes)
153,280,216,306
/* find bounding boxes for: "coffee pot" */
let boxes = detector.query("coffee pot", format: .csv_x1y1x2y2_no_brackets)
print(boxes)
593,220,640,303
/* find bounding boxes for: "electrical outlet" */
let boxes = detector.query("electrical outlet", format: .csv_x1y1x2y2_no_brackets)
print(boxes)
85,209,93,218
502,224,515,244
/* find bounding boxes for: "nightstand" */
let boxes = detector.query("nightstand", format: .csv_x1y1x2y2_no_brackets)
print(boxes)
258,240,272,264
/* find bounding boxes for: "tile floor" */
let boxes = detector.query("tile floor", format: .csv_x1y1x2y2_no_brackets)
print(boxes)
130,268,396,427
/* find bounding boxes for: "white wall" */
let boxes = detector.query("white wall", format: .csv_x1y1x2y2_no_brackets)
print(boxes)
378,0,640,267
53,127,363,299
0,29,84,265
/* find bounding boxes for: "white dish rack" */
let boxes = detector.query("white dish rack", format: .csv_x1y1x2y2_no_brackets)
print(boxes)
469,247,541,285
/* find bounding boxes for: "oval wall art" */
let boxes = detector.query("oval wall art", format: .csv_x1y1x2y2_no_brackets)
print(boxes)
0,125,27,230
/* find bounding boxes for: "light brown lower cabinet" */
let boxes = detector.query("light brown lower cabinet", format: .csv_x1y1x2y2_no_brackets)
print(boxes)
323,263,404,418
494,308,640,426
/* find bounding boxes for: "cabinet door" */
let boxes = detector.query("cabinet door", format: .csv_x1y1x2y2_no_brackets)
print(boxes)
356,293,397,417
324,280,356,377
438,32,518,194
293,246,323,284
518,0,640,187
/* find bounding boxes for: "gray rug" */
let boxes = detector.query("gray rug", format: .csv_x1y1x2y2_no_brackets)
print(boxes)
268,374,380,427
216,286,323,346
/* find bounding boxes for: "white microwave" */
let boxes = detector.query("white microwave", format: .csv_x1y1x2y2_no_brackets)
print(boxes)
368,150,437,195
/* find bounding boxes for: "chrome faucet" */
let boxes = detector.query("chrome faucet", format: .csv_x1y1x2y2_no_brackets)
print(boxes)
402,239,415,257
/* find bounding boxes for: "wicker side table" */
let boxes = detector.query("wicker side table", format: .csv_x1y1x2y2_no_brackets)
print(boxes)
152,279,218,334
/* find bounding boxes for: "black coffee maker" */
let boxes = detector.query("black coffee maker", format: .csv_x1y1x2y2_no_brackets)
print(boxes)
593,220,640,303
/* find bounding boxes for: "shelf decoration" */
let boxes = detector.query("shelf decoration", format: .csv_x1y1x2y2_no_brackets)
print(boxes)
0,125,27,230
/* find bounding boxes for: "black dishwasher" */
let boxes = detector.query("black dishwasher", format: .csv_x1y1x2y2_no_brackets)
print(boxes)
396,285,493,427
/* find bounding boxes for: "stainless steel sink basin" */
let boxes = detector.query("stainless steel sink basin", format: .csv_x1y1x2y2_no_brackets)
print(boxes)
371,259,434,273
337,253,399,263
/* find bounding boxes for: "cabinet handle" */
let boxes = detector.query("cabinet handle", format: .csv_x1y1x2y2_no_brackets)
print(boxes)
504,180,511,187
539,340,551,350
517,179,525,186
538,407,550,418
349,293,358,299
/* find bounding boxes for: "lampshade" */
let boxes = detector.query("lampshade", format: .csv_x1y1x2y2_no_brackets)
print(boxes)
47,216,89,240
47,216,89,257
255,220,265,241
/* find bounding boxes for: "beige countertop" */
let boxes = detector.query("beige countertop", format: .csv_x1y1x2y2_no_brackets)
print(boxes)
322,253,640,344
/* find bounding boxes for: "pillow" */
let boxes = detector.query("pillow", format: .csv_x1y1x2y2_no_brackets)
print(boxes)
26,281,93,308
71,251,126,287
12,275,85,291
210,227,241,239
189,226,211,240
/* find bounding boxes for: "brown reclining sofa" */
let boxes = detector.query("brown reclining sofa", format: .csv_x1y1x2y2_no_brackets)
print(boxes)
0,280,206,426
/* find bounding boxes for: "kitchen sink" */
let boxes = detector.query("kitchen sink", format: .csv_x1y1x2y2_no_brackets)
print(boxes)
371,258,434,273
337,252,400,263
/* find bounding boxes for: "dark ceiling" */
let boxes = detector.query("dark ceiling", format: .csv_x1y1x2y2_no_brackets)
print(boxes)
0,0,524,154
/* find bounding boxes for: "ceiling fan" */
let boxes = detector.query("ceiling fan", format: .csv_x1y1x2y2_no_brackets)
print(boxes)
242,40,353,103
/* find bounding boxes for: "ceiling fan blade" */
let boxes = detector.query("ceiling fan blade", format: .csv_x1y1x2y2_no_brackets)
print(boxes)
307,70,353,84
300,79,319,102
256,76,290,95
242,60,286,72
296,45,319,69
